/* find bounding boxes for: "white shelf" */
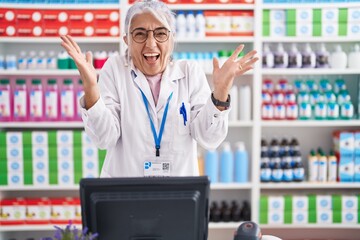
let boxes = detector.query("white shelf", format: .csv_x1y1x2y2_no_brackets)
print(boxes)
208,222,240,229
229,121,253,127
0,122,84,129
0,69,82,76
169,3,255,10
262,68,360,75
260,182,360,190
0,37,120,43
0,224,82,232
262,2,360,9
176,36,255,43
0,3,120,9
261,120,360,127
260,224,360,229
262,36,360,43
211,183,252,190
0,186,79,191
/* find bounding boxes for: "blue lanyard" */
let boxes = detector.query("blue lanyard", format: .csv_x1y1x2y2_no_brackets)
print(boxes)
140,90,173,157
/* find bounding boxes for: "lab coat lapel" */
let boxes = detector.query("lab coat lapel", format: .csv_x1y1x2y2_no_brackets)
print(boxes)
156,62,184,112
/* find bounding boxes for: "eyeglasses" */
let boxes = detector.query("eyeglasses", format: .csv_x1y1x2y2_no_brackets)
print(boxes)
130,27,170,43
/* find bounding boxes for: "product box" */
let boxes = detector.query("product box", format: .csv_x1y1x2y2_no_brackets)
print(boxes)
355,132,360,181
32,131,48,146
0,9,16,23
342,195,358,211
322,8,339,23
57,145,73,160
82,145,98,161
7,172,23,186
333,131,355,182
317,209,332,224
292,210,308,224
7,159,23,173
296,8,313,23
16,9,43,24
269,196,284,211
33,157,48,173
0,198,26,225
58,171,74,185
7,145,23,160
292,195,308,211
57,131,73,146
348,8,360,22
322,23,338,37
230,11,254,36
6,132,23,146
268,210,284,224
50,198,76,224
58,158,74,172
32,146,48,161
270,22,286,37
342,210,358,224
347,23,360,36
296,22,313,36
33,172,49,186
204,11,231,36
317,195,332,210
25,198,51,224
270,10,286,23
82,159,99,178
81,131,93,146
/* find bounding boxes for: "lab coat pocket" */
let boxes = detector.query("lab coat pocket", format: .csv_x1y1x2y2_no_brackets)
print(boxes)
177,102,190,135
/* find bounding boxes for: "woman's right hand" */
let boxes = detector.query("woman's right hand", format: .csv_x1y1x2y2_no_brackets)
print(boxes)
60,35,100,109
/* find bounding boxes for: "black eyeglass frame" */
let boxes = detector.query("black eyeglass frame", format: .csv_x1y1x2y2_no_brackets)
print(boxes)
130,27,171,43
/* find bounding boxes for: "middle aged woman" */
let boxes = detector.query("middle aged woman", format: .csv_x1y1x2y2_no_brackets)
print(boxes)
60,0,259,178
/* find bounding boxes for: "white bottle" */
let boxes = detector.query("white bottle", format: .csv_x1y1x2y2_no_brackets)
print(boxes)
27,51,38,70
186,11,196,38
229,85,238,121
239,85,251,121
347,44,360,69
17,51,28,70
37,51,47,69
301,43,316,68
274,43,288,68
288,43,302,68
195,10,206,38
47,51,57,69
330,44,347,69
176,11,187,39
263,43,274,68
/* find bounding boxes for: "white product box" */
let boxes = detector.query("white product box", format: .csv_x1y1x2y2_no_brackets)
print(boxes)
322,8,339,23
342,211,358,224
32,131,48,146
26,203,51,222
317,195,332,210
292,211,308,224
347,8,360,22
270,22,286,37
51,204,76,221
81,131,94,146
322,23,338,37
347,23,360,36
342,195,358,211
270,10,286,23
296,23,312,36
82,146,98,161
292,196,308,211
7,145,23,160
57,145,73,160
32,146,49,160
6,132,22,146
8,172,23,186
57,131,73,146
33,158,48,172
317,210,332,224
269,196,284,210
231,14,254,33
1,203,26,221
7,159,23,173
58,158,74,172
82,159,99,178
33,172,49,186
58,171,74,185
268,210,284,224
296,9,313,23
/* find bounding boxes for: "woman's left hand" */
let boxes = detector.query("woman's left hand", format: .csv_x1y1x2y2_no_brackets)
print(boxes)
212,44,258,105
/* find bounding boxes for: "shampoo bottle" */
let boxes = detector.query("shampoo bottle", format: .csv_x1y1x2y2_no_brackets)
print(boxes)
348,44,360,69
330,44,347,69
302,43,316,68
220,142,234,183
262,43,274,68
234,142,248,183
316,43,330,68
288,43,302,68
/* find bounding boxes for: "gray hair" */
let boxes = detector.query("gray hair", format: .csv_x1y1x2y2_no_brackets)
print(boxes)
124,0,176,65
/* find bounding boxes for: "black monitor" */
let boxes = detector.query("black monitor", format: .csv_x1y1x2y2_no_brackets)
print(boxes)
79,176,210,240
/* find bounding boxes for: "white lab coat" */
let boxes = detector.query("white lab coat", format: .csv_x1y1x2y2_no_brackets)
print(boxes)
81,54,230,177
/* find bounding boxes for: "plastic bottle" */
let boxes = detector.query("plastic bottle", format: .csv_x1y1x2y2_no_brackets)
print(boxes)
17,51,28,70
229,85,238,121
176,11,187,39
330,44,347,69
240,201,251,221
287,43,302,68
45,79,59,121
29,79,43,121
94,51,107,69
340,101,354,119
186,11,196,38
60,79,75,120
0,55,4,70
262,43,274,68
316,43,330,68
260,161,271,183
205,149,219,183
302,43,316,68
348,44,360,69
37,51,47,70
239,85,251,121
271,162,283,182
327,150,337,182
195,10,206,38
57,51,70,70
27,51,38,70
293,154,305,182
261,138,268,153
282,161,293,182
308,149,319,182
234,142,248,183
274,43,288,68
13,79,28,121
317,148,327,182
76,79,84,121
220,142,234,183
289,137,300,154
5,54,17,70
0,78,12,121
47,51,57,70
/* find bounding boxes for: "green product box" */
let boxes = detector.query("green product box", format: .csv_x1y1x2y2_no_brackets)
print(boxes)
0,146,6,160
338,8,348,23
57,58,70,70
260,195,269,212
69,58,77,70
263,23,270,37
308,210,317,223
313,23,322,37
308,194,316,211
263,10,270,24
286,23,296,37
98,149,107,174
22,131,32,147
284,195,292,212
338,23,347,36
0,131,6,147
332,194,342,212
49,171,58,185
48,131,58,147
286,9,296,24
313,9,322,23
260,211,268,224
284,211,292,224
23,159,33,185
0,173,7,185
333,211,342,223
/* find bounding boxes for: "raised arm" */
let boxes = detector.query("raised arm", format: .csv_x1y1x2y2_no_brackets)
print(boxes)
60,35,99,110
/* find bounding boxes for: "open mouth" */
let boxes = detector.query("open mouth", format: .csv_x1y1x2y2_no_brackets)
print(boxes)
144,53,160,63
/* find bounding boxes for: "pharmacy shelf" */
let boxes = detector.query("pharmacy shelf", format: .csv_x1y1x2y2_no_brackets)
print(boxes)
208,222,241,229
211,183,253,190
262,68,360,76
0,37,120,43
260,182,360,190
0,186,79,191
176,36,255,43
0,69,83,76
0,3,120,9
261,120,360,127
262,36,360,43
260,224,360,229
229,121,253,127
168,3,255,10
262,2,360,9
0,122,84,129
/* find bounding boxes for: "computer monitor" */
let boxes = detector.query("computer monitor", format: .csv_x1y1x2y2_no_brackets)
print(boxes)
79,176,210,240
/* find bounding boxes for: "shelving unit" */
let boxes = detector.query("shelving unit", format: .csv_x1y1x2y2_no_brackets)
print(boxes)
1,0,360,240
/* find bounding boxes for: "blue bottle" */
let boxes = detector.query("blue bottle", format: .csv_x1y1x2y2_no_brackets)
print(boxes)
220,142,234,183
234,142,248,183
205,149,219,183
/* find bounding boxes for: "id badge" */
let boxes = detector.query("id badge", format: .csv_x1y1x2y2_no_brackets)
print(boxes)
144,156,172,177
